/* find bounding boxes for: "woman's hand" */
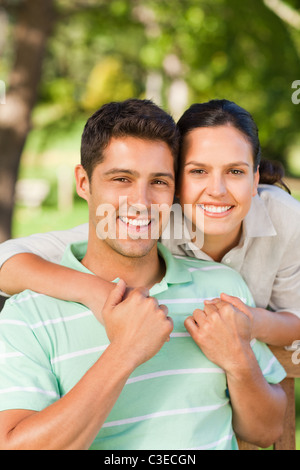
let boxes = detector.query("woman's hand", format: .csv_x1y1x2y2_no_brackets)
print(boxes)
184,296,253,372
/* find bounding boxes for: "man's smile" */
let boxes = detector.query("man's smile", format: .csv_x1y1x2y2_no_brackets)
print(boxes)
118,215,152,235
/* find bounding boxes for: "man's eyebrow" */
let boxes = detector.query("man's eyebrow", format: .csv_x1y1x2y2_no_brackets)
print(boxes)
103,168,139,177
103,169,175,180
151,172,175,181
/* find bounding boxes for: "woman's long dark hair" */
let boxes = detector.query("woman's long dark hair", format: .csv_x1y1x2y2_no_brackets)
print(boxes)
177,99,290,193
259,159,291,193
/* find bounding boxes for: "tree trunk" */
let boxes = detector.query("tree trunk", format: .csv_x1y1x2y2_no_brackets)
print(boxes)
0,0,55,243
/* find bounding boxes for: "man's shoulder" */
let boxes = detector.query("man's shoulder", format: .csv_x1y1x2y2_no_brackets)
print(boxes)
0,289,79,325
170,253,253,304
172,252,234,273
0,291,43,333
160,242,241,276
172,252,248,284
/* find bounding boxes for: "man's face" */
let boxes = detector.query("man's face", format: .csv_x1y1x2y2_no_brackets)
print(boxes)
76,136,175,259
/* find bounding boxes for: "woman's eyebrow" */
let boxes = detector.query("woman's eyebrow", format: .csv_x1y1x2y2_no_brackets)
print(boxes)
184,161,250,168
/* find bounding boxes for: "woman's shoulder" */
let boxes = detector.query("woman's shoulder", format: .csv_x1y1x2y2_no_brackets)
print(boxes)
258,184,300,213
257,184,300,237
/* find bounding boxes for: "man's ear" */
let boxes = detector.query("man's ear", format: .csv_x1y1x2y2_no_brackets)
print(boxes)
75,165,90,202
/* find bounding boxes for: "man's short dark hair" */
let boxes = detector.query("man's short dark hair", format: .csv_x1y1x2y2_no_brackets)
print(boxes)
81,98,180,180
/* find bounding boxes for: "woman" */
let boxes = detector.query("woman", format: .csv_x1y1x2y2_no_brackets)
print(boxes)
0,99,300,346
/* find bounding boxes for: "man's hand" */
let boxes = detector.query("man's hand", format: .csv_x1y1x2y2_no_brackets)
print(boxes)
102,280,174,368
82,277,134,325
184,297,252,372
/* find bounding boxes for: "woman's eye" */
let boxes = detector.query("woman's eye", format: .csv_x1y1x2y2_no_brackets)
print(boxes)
229,169,244,175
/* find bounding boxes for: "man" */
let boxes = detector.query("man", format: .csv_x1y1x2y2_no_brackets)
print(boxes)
0,99,286,450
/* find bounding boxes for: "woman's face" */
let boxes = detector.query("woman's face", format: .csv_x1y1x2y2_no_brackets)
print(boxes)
178,125,259,244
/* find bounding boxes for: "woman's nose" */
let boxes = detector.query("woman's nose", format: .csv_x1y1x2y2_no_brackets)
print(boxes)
206,174,227,197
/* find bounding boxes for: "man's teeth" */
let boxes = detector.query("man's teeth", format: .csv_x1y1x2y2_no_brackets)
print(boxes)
119,216,150,226
199,205,232,213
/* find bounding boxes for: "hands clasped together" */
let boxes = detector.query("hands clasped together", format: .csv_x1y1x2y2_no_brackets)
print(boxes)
102,280,254,370
185,293,254,372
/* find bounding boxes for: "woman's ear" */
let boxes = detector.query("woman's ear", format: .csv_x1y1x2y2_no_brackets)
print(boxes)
253,166,260,197
75,165,90,202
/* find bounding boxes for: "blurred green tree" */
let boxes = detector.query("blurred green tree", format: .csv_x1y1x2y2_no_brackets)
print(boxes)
0,0,299,242
0,0,55,243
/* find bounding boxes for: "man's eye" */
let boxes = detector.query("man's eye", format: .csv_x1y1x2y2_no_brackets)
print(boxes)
114,178,130,183
190,169,206,175
229,169,244,175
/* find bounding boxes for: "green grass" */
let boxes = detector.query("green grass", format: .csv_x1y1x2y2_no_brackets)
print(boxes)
13,198,88,237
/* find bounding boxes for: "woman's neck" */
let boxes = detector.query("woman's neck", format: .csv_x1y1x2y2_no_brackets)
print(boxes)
199,226,243,262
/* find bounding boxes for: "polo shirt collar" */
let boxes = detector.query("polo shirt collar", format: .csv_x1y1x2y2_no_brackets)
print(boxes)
157,243,192,284
61,241,92,274
60,240,193,292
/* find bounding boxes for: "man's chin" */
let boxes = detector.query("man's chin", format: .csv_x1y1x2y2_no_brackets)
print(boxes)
109,238,158,259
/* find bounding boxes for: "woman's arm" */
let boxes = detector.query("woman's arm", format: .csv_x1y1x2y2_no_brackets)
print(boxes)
0,254,114,319
0,224,115,316
221,293,300,347
250,308,300,347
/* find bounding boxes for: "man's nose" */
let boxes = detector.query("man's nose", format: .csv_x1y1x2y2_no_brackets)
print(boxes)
131,183,151,207
126,183,151,217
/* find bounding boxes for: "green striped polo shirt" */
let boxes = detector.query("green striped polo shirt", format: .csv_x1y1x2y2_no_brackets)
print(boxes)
0,242,286,450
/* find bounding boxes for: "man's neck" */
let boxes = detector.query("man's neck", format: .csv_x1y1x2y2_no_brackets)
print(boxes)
81,236,165,289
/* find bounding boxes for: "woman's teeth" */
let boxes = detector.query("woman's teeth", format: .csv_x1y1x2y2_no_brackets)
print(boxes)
199,205,232,213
